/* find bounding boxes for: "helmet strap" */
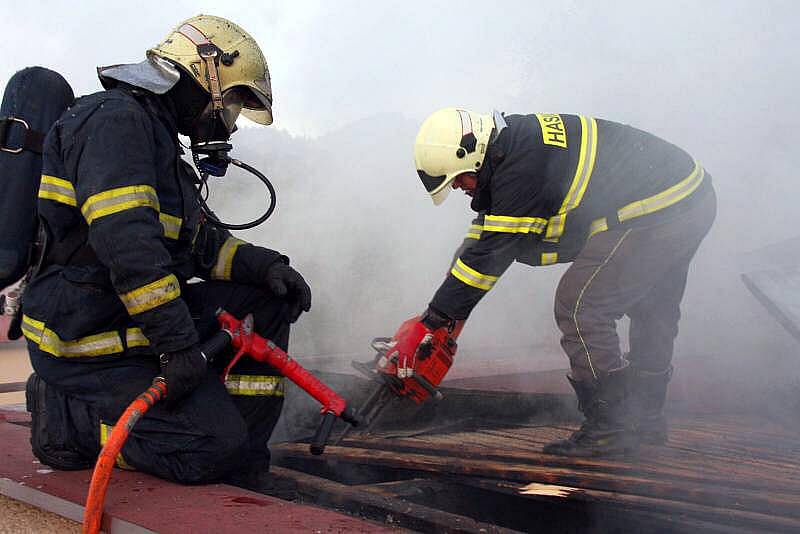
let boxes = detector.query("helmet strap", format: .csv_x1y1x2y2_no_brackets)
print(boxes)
176,23,225,116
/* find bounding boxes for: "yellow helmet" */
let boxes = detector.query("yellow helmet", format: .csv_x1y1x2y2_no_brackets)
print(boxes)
148,14,273,125
414,108,495,205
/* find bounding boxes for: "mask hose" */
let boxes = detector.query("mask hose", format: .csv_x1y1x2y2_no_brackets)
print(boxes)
192,149,277,230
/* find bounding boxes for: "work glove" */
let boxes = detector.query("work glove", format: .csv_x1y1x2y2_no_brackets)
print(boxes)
379,308,455,378
159,345,208,409
265,261,312,323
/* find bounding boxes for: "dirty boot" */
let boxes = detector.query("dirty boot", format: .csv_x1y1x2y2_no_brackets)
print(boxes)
631,365,673,445
543,364,638,457
25,373,93,470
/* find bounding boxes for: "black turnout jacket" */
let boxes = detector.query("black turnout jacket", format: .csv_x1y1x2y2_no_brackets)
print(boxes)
23,86,284,361
430,113,712,320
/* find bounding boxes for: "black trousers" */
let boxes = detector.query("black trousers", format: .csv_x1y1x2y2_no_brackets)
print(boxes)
28,281,289,484
554,185,717,383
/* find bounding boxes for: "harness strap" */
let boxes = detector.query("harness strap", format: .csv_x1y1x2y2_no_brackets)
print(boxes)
0,116,46,154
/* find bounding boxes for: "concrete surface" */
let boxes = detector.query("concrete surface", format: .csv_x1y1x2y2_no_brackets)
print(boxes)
0,494,79,533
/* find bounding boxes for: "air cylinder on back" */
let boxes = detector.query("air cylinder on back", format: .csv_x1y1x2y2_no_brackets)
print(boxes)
0,67,74,290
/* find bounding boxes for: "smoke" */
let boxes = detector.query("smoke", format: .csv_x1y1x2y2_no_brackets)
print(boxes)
212,1,800,422
3,1,798,421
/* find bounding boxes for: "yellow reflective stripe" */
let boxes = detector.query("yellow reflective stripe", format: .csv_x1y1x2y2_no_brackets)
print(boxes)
119,274,181,315
22,315,126,358
99,423,134,469
483,215,548,234
21,315,44,343
450,258,498,291
125,328,150,348
619,162,704,221
465,223,483,240
211,237,246,280
588,162,705,239
38,175,77,207
224,375,285,396
81,185,160,224
545,116,598,242
541,252,558,265
159,212,183,240
588,218,609,238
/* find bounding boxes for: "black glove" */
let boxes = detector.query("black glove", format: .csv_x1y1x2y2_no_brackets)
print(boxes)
265,262,312,323
159,345,207,408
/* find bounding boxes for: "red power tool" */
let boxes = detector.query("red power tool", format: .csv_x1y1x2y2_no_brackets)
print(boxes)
83,309,358,534
340,316,463,441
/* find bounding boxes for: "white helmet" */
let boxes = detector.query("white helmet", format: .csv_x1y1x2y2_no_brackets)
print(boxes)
414,108,495,205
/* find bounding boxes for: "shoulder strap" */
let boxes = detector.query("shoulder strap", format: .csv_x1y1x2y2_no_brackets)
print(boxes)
0,116,46,154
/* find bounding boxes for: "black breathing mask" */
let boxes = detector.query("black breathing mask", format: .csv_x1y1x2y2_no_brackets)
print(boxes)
187,86,276,230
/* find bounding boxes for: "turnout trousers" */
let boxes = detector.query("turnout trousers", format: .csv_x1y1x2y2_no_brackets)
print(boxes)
554,184,717,382
27,281,289,484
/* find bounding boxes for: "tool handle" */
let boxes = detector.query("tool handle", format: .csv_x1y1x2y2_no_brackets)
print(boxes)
310,411,337,455
200,330,233,364
414,374,444,401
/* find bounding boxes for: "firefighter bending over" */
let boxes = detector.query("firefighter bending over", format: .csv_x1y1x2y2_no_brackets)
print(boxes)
388,109,715,456
24,15,311,485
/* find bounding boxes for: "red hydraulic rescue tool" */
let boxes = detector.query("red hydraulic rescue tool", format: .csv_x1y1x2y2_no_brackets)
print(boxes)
340,316,463,442
83,309,359,534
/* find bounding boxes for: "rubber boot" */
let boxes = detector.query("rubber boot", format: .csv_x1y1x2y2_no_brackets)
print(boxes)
25,373,93,470
631,365,673,444
543,363,638,457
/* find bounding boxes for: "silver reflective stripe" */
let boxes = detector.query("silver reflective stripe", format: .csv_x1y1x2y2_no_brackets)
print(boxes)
211,237,246,280
545,116,598,242
38,175,77,206
159,213,182,240
224,375,285,396
619,163,704,221
118,274,181,315
126,328,150,349
22,314,126,358
81,185,160,224
541,252,558,265
588,161,705,239
450,258,498,291
483,215,547,234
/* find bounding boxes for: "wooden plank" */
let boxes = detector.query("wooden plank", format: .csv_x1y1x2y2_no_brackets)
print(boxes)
337,433,800,495
270,466,521,534
273,442,800,521
457,477,798,533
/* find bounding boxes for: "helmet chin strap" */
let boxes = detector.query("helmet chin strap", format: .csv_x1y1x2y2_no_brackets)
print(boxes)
175,23,278,230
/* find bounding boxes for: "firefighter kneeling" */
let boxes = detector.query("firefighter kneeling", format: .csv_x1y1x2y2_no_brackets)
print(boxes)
22,15,310,487
388,108,715,456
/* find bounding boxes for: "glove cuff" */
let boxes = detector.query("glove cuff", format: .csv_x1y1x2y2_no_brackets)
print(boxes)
421,306,453,330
